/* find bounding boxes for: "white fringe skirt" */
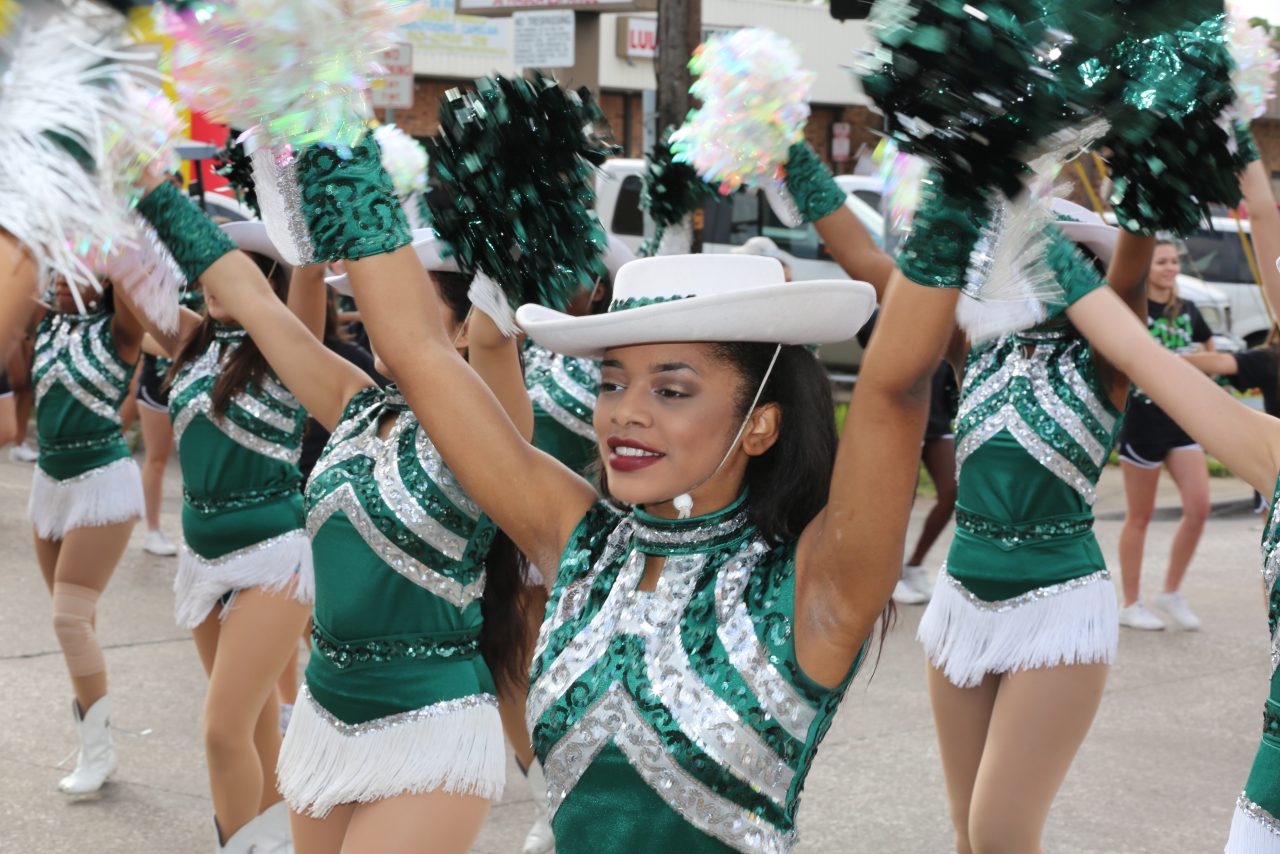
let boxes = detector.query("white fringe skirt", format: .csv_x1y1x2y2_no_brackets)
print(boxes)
1227,793,1280,853
173,529,314,629
28,458,144,540
277,685,505,818
918,564,1118,689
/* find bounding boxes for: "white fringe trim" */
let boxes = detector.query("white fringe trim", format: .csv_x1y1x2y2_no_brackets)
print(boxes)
1227,795,1280,853
28,458,143,540
917,565,1118,688
278,686,505,818
173,530,314,629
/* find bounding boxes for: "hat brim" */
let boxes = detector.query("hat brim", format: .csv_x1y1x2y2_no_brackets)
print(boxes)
1058,221,1117,266
326,229,459,296
516,279,877,359
220,221,295,275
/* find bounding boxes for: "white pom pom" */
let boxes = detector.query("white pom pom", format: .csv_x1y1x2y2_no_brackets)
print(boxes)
373,124,429,201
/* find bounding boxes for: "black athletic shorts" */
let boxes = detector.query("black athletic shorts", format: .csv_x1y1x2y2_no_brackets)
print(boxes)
1117,396,1199,468
0,370,11,397
137,354,168,411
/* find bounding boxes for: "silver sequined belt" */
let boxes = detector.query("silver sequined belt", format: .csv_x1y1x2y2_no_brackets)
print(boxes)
310,623,481,671
956,508,1093,548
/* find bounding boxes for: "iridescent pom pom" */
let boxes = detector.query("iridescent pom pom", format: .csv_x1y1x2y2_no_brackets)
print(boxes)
424,72,619,313
156,0,416,152
670,28,814,195
372,124,428,201
873,138,928,237
104,79,184,206
1228,0,1279,120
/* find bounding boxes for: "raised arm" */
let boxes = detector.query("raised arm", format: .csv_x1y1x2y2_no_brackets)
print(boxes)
346,247,597,575
813,206,897,299
0,234,39,364
1242,158,1280,322
1107,229,1154,317
466,309,535,442
795,271,959,686
287,264,328,340
1068,285,1280,494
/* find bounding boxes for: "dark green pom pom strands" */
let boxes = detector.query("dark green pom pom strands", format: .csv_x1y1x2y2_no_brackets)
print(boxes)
639,128,714,257
424,72,620,312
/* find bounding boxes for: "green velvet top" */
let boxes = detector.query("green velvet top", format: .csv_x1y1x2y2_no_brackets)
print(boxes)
947,325,1123,600
302,386,498,724
169,326,306,560
524,341,599,476
32,310,135,481
529,497,856,854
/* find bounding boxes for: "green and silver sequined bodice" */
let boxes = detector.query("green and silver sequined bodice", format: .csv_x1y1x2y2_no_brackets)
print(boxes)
169,326,306,559
524,341,599,475
302,386,498,724
33,311,135,480
529,497,853,854
947,326,1123,599
1236,475,1280,830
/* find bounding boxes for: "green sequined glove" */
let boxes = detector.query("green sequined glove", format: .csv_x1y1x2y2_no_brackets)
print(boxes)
136,180,236,284
296,135,411,263
897,177,990,289
782,141,846,223
1236,122,1260,166
1041,224,1106,321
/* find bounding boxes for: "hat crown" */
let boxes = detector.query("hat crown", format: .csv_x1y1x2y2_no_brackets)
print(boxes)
609,255,786,312
1051,198,1104,226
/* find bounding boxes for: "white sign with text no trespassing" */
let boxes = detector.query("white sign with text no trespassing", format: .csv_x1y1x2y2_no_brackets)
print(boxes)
512,10,575,68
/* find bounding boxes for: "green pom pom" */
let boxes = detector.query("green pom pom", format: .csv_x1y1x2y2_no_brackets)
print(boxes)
1101,14,1247,235
424,72,620,312
212,131,260,218
858,0,1089,201
639,127,714,256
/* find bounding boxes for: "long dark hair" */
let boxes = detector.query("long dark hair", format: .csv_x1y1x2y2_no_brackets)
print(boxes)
712,342,894,667
164,252,288,416
429,269,532,694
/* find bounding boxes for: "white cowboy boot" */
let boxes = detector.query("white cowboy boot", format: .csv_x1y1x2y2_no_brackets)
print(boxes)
259,801,293,853
216,802,293,854
58,696,117,794
521,759,555,854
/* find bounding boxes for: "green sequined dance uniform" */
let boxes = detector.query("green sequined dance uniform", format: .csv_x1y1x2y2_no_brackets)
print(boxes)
524,341,599,476
528,496,858,853
29,310,143,540
918,325,1124,688
277,386,504,817
1227,476,1280,851
168,326,311,629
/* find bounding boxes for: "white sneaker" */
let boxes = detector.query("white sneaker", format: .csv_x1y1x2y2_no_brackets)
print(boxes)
1118,601,1166,631
903,565,933,601
891,578,928,606
1153,591,1202,631
142,529,178,557
8,443,37,463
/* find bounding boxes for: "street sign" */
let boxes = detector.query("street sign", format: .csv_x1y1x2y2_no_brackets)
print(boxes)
512,10,575,68
370,44,414,110
617,16,657,59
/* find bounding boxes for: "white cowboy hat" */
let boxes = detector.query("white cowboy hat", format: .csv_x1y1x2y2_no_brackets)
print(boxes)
516,254,876,359
601,234,636,279
324,229,460,296
1052,198,1117,266
220,220,296,276
731,236,786,260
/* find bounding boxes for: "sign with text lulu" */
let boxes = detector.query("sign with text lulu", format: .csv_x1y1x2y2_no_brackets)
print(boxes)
617,16,657,59
512,10,574,68
371,43,415,109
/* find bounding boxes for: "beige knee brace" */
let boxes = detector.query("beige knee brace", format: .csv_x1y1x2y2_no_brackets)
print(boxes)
51,582,105,677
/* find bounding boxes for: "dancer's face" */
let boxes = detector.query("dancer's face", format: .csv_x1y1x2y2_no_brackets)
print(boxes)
595,342,771,513
1148,244,1181,295
52,277,103,314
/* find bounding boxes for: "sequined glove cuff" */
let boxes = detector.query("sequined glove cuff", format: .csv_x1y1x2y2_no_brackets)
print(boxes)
1236,123,1260,166
295,134,412,263
781,141,846,223
1042,224,1106,319
136,180,236,284
897,179,989,289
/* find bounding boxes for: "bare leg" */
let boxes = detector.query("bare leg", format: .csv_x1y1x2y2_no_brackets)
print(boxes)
203,584,311,841
137,404,173,532
291,803,356,854
1161,447,1210,594
340,791,491,854
966,663,1108,854
8,340,34,446
118,363,140,435
43,521,135,711
0,393,16,446
907,437,957,568
498,584,548,770
927,665,1000,854
277,643,300,707
1117,461,1160,606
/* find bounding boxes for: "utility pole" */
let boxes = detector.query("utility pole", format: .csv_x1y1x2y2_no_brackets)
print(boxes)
655,0,701,135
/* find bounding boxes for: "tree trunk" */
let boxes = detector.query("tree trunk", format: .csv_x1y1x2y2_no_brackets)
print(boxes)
655,0,702,137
